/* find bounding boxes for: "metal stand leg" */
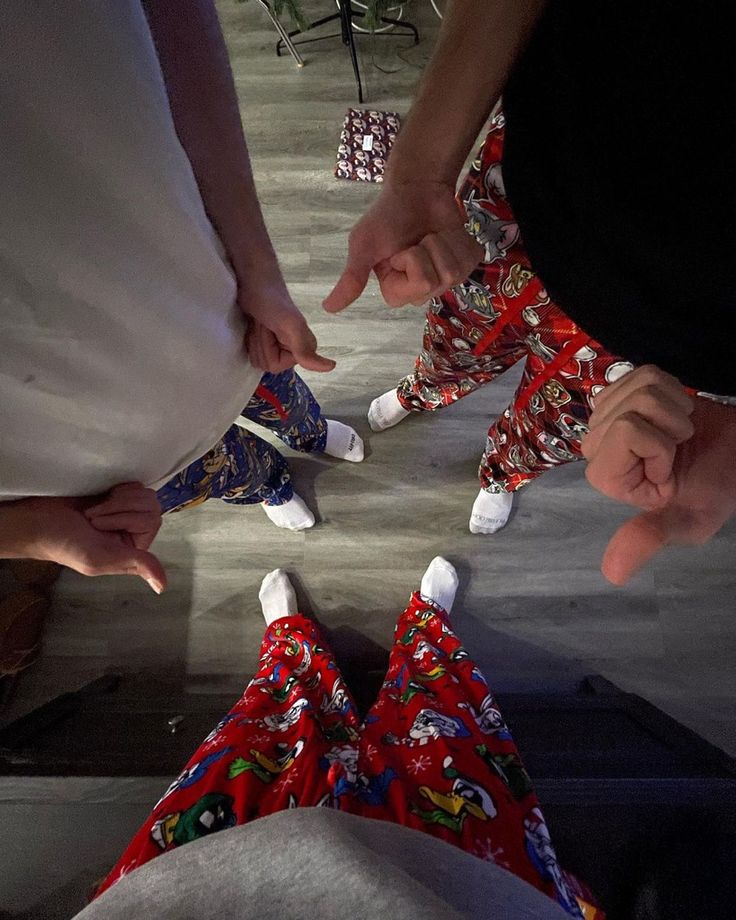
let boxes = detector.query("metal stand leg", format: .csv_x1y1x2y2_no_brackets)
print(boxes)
272,2,421,102
380,15,419,44
275,12,342,59
256,0,304,68
338,0,364,103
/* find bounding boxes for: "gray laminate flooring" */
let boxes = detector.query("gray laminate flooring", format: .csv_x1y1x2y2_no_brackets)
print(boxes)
2,2,735,917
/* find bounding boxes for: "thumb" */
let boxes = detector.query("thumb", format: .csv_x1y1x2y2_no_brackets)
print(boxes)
284,322,336,373
601,512,669,585
131,549,168,595
323,260,372,313
292,345,336,374
100,545,168,595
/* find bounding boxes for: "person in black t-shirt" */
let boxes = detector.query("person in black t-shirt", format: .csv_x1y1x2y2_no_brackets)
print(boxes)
358,114,642,540
325,0,736,584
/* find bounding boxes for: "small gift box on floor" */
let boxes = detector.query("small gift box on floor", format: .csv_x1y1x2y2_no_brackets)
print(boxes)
335,108,401,183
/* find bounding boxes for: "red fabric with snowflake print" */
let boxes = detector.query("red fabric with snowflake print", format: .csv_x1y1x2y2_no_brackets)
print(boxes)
96,594,592,918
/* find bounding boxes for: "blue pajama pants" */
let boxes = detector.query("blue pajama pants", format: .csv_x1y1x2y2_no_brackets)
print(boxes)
156,370,327,513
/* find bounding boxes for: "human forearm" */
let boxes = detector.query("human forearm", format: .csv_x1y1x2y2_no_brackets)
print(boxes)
143,0,333,372
142,0,282,286
324,0,547,313
0,500,42,560
387,0,547,188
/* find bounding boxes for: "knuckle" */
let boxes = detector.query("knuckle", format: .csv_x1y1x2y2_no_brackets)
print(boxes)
635,387,665,415
636,365,667,387
639,384,662,401
612,412,640,435
639,383,663,407
584,462,606,492
347,226,364,247
636,364,660,379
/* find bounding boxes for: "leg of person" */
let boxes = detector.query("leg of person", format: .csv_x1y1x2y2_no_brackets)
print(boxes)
369,118,542,433
156,424,315,531
368,286,529,432
471,299,636,535
243,369,363,463
469,401,535,535
95,571,359,898
354,559,585,919
220,428,316,531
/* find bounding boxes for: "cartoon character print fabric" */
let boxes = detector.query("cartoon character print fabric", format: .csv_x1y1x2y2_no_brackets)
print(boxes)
156,369,327,511
396,113,634,494
97,595,583,918
335,108,400,183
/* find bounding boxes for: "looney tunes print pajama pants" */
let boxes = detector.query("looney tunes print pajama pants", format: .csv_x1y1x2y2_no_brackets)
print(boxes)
156,369,327,512
396,114,634,494
96,592,595,918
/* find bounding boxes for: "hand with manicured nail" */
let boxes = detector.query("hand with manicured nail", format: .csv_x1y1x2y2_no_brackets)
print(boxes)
581,365,736,585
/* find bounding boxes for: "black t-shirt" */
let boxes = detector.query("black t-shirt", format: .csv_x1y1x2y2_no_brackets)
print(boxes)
502,0,735,395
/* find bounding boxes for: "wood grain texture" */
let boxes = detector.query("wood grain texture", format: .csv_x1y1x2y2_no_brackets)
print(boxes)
5,0,736,750
2,4,736,916
2,0,734,771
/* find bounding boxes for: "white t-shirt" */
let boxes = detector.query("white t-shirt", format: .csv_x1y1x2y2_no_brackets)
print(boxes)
0,1,262,501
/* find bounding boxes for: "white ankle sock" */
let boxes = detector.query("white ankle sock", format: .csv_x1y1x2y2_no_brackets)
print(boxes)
324,419,364,462
420,556,459,614
261,493,315,531
259,568,298,625
368,389,410,432
469,489,513,535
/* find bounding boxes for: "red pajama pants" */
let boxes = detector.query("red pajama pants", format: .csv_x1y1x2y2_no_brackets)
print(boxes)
397,114,634,494
97,594,588,918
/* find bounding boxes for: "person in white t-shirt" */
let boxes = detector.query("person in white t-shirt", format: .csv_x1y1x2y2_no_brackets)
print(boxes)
0,1,361,594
